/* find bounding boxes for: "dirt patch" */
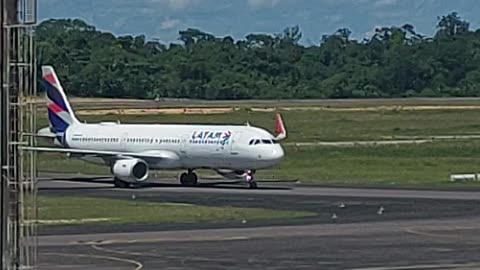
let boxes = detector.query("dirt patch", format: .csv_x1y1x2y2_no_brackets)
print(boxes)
34,218,117,225
76,107,237,116
281,105,480,112
251,108,277,112
74,105,480,115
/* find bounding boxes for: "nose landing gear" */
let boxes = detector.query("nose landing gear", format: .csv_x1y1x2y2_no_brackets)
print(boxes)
245,170,258,189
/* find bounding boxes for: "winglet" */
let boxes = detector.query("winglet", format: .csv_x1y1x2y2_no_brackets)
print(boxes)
273,113,287,142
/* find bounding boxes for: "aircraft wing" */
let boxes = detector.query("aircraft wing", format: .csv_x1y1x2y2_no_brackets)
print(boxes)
21,146,180,161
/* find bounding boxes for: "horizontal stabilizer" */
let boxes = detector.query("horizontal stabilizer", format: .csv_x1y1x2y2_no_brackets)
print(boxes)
37,127,56,138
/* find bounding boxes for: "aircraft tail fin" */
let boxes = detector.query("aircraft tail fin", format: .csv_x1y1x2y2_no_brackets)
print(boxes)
41,66,80,135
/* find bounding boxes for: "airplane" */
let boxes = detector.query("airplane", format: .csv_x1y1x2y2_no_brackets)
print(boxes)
25,66,287,189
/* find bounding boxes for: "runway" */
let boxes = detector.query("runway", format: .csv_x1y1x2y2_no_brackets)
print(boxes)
38,175,480,269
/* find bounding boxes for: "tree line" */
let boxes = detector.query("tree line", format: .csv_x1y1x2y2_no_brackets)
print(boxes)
37,12,480,99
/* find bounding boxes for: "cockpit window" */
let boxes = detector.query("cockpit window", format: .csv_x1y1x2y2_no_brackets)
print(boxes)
250,138,273,145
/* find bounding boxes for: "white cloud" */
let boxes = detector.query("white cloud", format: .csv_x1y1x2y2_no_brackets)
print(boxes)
373,10,406,19
168,0,192,10
112,17,128,29
326,14,342,24
148,0,201,10
247,0,280,9
160,18,181,30
364,25,382,40
374,0,400,7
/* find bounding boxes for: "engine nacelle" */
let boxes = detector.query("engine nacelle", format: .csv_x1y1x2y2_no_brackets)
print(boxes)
112,159,149,182
216,169,246,180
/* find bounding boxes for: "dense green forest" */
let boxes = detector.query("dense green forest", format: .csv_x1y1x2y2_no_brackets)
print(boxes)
37,12,480,99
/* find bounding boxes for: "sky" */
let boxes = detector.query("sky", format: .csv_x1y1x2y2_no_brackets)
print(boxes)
38,0,480,45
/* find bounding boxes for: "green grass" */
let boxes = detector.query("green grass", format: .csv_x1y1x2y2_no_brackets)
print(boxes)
37,109,480,142
37,196,316,225
38,152,109,174
261,141,480,188
38,141,480,189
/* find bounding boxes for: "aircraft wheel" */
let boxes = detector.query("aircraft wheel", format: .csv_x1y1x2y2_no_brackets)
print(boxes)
180,172,198,186
179,172,188,185
114,177,129,189
245,170,257,189
190,172,198,186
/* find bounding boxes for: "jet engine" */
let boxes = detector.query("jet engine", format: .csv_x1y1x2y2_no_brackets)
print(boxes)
216,169,246,180
112,159,149,182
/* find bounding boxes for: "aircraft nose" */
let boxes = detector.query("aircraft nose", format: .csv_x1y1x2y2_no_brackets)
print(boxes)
271,145,284,161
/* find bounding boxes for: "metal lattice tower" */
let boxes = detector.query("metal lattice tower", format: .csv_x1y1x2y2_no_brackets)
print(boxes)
1,0,37,269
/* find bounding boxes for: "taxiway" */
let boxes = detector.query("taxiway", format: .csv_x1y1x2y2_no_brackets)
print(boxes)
38,175,480,270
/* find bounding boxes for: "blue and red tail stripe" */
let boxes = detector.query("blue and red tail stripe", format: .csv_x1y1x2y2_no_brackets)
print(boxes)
47,109,69,134
40,66,80,147
41,76,72,136
42,74,69,114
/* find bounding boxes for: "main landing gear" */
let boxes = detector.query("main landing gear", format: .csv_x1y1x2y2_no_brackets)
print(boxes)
180,169,198,186
245,170,258,189
114,177,131,189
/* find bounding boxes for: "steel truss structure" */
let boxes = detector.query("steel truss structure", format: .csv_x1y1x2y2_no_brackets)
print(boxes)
1,0,37,269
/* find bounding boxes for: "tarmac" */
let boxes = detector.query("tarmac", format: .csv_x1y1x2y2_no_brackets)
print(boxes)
37,175,480,270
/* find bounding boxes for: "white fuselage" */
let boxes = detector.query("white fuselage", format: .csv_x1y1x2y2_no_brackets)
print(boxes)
64,122,284,170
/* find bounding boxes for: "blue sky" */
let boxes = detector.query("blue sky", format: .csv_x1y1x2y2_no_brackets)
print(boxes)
39,0,480,45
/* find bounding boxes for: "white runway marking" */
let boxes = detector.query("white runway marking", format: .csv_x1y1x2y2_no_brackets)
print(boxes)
349,263,480,270
42,252,143,270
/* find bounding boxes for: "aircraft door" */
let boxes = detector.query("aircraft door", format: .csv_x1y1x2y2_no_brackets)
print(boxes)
120,132,128,151
180,134,189,157
230,131,243,156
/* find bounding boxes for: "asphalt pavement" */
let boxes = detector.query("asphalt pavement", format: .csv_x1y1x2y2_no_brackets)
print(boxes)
37,175,480,270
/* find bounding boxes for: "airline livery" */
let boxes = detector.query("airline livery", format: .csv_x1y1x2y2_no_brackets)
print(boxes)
28,66,287,188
